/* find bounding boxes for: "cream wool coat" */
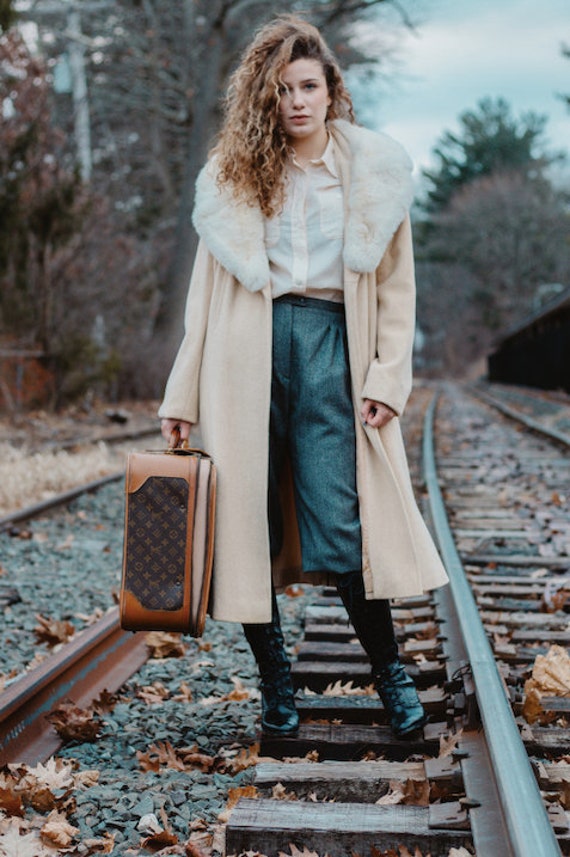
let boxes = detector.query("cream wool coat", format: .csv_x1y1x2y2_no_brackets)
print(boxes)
159,119,448,623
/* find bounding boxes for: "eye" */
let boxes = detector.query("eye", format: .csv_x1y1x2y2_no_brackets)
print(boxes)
304,82,317,91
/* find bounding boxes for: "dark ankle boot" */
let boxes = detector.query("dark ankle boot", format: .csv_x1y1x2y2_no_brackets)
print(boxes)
335,571,427,738
374,660,427,738
242,589,299,735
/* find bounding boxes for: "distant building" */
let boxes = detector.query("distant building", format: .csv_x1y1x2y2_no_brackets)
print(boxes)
487,287,570,393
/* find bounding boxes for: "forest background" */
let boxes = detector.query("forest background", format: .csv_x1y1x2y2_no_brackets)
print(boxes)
0,0,569,410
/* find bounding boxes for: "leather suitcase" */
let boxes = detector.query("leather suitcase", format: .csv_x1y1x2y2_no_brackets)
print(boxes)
120,447,216,637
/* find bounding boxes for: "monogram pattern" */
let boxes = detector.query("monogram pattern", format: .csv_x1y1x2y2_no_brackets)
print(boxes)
124,476,188,610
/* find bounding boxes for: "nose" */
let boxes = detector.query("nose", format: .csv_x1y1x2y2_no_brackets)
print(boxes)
290,88,305,109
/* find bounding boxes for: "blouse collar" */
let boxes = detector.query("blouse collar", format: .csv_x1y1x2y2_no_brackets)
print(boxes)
290,133,338,179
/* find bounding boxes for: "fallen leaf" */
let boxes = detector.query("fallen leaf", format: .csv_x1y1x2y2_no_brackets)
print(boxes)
92,689,117,713
137,742,215,773
401,779,430,807
272,783,297,801
217,786,258,823
140,829,178,851
439,729,463,759
225,743,260,773
185,839,211,857
0,786,24,818
137,682,171,705
523,645,570,724
322,680,375,697
279,846,320,857
376,782,406,806
172,682,193,702
542,581,570,613
145,632,186,659
82,832,115,853
40,810,79,849
224,677,253,701
0,821,51,857
34,615,75,646
137,810,179,852
22,758,75,791
46,701,101,742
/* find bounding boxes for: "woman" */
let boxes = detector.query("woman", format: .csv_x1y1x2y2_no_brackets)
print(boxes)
159,16,448,739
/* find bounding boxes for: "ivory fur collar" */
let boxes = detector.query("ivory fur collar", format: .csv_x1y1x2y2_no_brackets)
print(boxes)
192,119,414,293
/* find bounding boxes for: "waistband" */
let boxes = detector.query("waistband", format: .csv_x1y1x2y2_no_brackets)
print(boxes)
273,294,345,314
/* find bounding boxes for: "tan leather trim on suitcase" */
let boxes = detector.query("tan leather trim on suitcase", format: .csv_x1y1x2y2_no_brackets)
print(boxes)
120,449,216,637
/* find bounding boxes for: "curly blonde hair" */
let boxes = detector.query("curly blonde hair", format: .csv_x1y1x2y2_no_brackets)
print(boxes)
210,16,355,218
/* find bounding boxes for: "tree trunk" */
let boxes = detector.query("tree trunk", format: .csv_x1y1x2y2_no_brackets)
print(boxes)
154,6,225,348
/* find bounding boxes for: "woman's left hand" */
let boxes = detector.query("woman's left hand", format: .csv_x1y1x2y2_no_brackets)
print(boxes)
361,399,397,429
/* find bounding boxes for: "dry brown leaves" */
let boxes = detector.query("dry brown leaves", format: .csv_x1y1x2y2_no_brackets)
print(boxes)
172,681,193,702
137,681,171,705
200,677,259,706
46,701,101,743
221,743,262,774
137,741,216,774
282,750,319,764
137,808,178,851
34,614,75,646
320,680,375,697
541,580,570,613
40,810,79,849
271,783,298,801
523,644,570,724
145,631,187,659
0,819,53,857
1,758,98,813
137,740,265,777
376,779,430,807
438,729,464,759
0,759,100,856
217,785,259,824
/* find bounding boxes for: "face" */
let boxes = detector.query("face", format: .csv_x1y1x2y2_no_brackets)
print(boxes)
278,58,332,149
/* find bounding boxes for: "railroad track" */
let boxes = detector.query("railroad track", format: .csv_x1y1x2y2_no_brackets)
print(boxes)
223,383,569,857
0,425,160,764
1,383,569,856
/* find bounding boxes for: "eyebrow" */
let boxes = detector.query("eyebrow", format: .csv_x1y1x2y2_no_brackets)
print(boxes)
282,77,321,86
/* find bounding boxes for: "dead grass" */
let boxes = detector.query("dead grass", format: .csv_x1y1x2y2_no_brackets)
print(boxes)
0,399,160,516
0,441,127,516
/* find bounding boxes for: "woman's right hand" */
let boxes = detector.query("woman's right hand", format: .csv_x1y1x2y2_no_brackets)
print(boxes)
160,418,193,448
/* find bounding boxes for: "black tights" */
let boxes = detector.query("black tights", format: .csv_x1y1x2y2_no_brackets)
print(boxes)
334,570,399,672
244,571,399,676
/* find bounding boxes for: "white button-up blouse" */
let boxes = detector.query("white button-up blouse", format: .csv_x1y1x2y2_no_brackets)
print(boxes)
264,135,345,302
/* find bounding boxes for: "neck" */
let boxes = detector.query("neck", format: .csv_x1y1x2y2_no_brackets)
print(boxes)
290,128,329,166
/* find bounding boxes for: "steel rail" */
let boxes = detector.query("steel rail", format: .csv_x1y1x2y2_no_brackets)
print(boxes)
423,392,562,857
0,472,124,533
468,384,570,448
0,607,148,765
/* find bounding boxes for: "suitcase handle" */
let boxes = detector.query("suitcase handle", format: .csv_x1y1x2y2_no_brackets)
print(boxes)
166,428,212,459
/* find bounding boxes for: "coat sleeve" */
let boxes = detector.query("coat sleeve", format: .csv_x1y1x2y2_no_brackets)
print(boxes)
360,215,416,416
157,239,216,424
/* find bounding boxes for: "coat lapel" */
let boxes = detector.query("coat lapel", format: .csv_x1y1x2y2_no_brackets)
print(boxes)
192,119,413,292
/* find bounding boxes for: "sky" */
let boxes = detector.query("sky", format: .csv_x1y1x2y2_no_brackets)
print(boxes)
350,0,569,185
